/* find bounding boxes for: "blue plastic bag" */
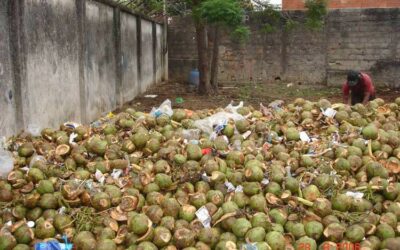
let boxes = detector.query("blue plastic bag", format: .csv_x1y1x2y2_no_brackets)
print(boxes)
34,236,73,250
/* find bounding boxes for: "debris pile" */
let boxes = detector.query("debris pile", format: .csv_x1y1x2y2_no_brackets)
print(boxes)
1,97,400,250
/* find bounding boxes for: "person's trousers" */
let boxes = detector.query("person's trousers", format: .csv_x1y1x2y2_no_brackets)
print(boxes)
351,92,376,105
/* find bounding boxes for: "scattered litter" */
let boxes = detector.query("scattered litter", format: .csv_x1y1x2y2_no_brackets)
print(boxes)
201,173,210,182
245,243,258,250
287,83,294,87
175,97,184,104
225,101,244,113
322,108,337,118
194,111,244,135
235,185,243,193
111,169,123,179
27,124,41,137
300,131,311,143
261,178,270,185
242,131,252,139
195,206,211,228
182,129,201,141
144,95,158,98
63,122,81,129
69,133,78,145
346,191,364,199
0,150,14,179
95,169,105,184
150,99,173,117
27,221,35,228
225,182,236,193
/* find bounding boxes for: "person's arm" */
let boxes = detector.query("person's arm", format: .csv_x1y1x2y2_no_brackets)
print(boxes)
342,83,351,105
363,92,371,105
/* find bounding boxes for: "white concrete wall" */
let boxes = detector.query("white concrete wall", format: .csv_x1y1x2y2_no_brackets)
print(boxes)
0,0,166,137
140,19,154,93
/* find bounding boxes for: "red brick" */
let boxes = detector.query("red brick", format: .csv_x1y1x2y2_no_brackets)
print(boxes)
282,0,400,10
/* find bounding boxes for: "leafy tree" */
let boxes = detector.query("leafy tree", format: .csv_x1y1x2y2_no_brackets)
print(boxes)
115,0,328,95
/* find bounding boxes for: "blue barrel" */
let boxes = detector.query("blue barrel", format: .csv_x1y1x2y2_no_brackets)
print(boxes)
189,69,200,86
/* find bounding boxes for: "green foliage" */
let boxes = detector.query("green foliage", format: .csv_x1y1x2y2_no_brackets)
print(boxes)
199,0,244,27
305,0,328,30
261,23,277,34
231,25,250,43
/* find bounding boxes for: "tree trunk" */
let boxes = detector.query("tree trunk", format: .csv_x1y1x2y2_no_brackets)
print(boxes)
210,25,220,94
195,21,210,95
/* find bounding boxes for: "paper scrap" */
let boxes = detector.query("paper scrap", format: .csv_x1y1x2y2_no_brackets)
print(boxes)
69,133,78,145
195,206,211,228
300,131,311,143
27,221,35,228
111,169,123,179
261,178,270,185
225,182,236,193
235,185,243,193
346,191,364,199
242,131,252,139
95,169,105,184
201,173,210,182
144,95,158,98
322,108,337,118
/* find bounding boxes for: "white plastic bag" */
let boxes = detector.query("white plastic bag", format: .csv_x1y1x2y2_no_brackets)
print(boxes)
0,150,14,179
150,99,173,117
27,124,41,137
194,111,244,135
181,129,201,141
225,101,243,113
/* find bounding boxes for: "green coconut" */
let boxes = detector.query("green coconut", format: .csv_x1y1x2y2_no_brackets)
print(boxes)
173,228,195,248
186,144,202,161
332,193,352,212
12,244,30,250
344,225,365,243
172,109,187,122
13,225,33,244
148,228,170,248
129,214,150,235
91,192,111,211
235,119,250,134
245,227,266,243
286,127,300,141
376,223,395,240
0,234,16,250
295,236,317,250
53,214,73,233
302,185,321,202
265,231,286,250
179,205,196,222
362,125,378,140
231,218,252,237
132,131,150,149
198,227,221,247
155,173,173,190
35,219,56,239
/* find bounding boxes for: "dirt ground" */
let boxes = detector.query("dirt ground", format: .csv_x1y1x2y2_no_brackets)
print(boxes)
118,81,400,112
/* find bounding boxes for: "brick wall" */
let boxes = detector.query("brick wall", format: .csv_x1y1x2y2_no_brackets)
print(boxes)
168,8,400,87
283,0,400,10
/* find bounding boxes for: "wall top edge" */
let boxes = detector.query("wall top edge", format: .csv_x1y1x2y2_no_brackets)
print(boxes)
89,0,164,24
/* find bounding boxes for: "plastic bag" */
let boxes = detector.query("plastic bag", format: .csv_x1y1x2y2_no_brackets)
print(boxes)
194,112,244,135
34,240,73,250
29,155,46,169
225,101,243,113
0,150,14,179
195,206,211,228
27,124,41,137
181,129,201,141
150,99,173,117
